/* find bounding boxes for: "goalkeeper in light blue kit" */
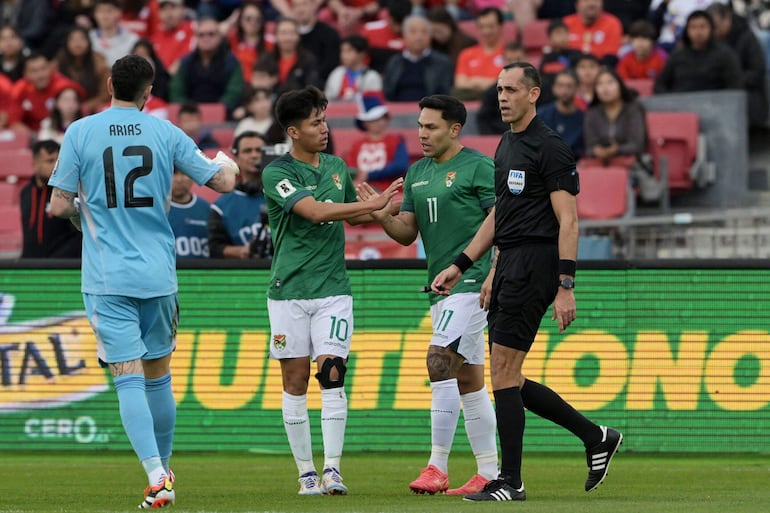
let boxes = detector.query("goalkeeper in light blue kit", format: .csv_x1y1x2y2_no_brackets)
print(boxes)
48,54,239,509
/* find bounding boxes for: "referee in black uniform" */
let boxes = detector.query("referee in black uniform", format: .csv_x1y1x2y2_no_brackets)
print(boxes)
432,62,622,501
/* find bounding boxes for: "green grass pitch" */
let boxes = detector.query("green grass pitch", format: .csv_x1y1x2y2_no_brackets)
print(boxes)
0,451,768,512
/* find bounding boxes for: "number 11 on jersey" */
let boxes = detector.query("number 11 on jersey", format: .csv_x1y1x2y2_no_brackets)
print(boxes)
427,197,438,223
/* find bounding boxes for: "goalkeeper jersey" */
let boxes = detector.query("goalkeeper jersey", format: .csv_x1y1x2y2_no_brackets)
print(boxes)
401,147,495,305
49,105,219,297
262,152,357,300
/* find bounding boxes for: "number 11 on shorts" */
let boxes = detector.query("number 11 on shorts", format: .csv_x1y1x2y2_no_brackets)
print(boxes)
437,309,454,332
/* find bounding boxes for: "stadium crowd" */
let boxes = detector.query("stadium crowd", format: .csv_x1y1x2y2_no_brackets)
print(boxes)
1,0,769,259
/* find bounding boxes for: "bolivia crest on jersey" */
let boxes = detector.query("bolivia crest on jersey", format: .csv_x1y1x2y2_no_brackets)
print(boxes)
445,171,456,188
332,173,342,190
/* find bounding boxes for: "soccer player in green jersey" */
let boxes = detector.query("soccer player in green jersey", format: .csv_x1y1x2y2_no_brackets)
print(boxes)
262,85,402,496
358,95,499,495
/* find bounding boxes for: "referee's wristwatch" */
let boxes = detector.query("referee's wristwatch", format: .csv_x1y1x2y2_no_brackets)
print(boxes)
559,277,575,289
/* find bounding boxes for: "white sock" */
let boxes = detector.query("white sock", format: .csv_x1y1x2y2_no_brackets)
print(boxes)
461,385,499,480
428,378,460,473
141,456,167,486
321,387,348,471
282,391,316,475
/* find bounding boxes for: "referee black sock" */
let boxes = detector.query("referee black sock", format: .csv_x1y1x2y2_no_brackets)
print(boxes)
520,378,602,448
493,387,524,489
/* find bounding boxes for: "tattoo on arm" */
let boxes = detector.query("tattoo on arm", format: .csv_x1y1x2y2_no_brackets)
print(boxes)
206,169,226,191
53,188,76,204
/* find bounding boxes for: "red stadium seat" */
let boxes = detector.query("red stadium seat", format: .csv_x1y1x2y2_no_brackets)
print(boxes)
645,111,700,191
166,103,181,125
576,165,633,219
459,19,518,44
0,205,22,258
344,224,417,259
0,149,34,184
198,103,227,124
211,127,234,150
625,78,654,98
326,101,360,119
522,19,550,57
460,135,500,158
0,182,18,206
330,127,361,159
0,128,31,150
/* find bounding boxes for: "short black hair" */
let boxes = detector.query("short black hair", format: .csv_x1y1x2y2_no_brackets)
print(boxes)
232,130,266,155
575,52,600,66
477,7,504,25
418,94,467,126
32,139,60,156
387,0,413,25
683,10,714,47
627,19,657,41
253,53,278,75
547,18,567,35
342,34,368,53
178,101,201,116
502,61,541,89
274,85,328,131
504,41,524,53
24,52,47,67
706,2,732,20
111,54,154,103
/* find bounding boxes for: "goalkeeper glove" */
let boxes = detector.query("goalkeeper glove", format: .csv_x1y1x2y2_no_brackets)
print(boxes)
213,150,240,176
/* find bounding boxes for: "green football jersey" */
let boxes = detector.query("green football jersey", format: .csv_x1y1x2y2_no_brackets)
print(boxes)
262,152,356,300
402,147,495,304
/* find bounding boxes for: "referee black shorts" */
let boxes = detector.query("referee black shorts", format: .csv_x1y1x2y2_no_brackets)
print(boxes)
487,244,559,352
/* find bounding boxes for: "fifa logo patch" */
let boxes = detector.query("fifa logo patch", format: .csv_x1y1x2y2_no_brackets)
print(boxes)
273,334,287,351
508,170,525,195
332,173,342,190
445,171,456,188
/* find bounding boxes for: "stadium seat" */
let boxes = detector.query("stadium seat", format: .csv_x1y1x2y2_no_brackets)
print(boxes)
576,165,633,219
344,224,418,259
191,183,221,205
392,127,423,163
198,103,227,124
166,103,181,125
326,101,360,119
625,78,654,98
0,182,18,205
211,127,234,149
461,135,500,157
0,128,31,150
645,111,707,191
0,149,34,183
0,204,22,258
330,127,361,159
522,19,550,58
458,19,518,44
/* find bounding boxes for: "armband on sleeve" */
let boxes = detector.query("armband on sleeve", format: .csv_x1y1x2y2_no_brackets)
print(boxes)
546,169,580,195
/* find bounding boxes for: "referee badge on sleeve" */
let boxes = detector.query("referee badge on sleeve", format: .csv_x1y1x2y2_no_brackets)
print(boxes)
508,170,525,195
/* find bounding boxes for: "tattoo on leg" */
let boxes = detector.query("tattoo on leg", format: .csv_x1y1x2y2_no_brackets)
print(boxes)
427,350,463,381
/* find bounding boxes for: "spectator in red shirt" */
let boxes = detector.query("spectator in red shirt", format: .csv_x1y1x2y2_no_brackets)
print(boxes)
617,19,667,81
11,53,86,132
122,0,159,39
0,72,17,129
362,0,411,73
563,0,623,66
150,0,195,74
345,92,409,192
324,0,382,35
226,2,273,83
453,7,506,100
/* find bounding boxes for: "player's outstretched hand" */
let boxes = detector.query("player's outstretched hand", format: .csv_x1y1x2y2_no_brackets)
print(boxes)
431,265,461,295
356,182,390,221
365,177,402,213
213,150,240,175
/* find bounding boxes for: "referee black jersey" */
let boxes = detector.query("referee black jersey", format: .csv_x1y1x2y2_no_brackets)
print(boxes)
493,115,578,249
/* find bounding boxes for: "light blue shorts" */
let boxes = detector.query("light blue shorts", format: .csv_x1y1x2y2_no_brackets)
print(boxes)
83,294,179,366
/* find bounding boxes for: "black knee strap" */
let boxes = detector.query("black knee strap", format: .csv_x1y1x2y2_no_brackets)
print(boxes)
315,357,346,389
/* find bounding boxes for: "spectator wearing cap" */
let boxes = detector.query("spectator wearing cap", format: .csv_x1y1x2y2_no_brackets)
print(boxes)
10,52,86,131
344,92,409,192
150,0,195,74
383,15,453,102
170,16,246,118
325,35,383,101
563,0,623,66
90,0,140,67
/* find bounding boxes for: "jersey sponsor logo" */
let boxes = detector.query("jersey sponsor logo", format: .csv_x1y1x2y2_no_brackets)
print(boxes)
445,171,456,188
272,334,286,351
276,179,296,198
411,180,429,188
508,170,525,195
332,173,342,190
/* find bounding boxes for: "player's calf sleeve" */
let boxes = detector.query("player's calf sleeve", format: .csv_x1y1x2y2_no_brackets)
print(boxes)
321,388,347,471
145,373,175,471
282,391,315,475
461,386,499,479
428,378,460,473
114,374,161,479
520,378,602,448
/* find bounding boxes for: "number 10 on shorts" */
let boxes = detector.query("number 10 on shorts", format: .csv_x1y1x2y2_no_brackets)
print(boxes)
329,315,350,342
